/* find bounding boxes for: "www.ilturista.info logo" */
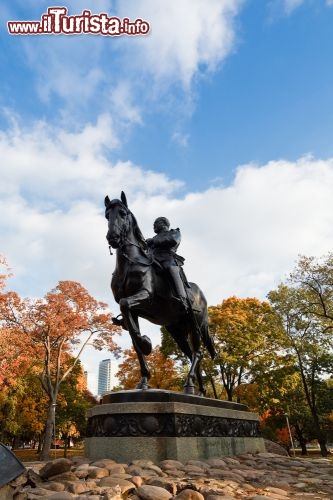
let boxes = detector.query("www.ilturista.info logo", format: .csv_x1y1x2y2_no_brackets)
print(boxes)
7,7,150,36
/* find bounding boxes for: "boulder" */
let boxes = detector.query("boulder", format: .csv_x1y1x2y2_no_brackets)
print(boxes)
39,459,72,480
136,484,173,499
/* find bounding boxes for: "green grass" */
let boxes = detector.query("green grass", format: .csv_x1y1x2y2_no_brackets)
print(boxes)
13,446,332,464
13,447,84,463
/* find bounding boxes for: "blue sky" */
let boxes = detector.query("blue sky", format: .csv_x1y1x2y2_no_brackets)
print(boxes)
2,0,333,392
2,0,333,191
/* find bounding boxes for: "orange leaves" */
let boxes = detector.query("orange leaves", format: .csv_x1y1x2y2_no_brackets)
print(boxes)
207,296,284,402
0,255,12,291
1,279,121,394
275,426,290,446
209,295,282,357
0,324,36,390
116,345,182,391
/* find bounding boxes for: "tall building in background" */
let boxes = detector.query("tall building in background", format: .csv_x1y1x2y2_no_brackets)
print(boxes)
98,359,112,395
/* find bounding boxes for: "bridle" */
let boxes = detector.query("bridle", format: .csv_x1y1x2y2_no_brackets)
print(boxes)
106,204,151,264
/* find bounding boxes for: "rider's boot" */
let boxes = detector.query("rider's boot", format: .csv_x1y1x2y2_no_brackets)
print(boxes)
168,266,189,312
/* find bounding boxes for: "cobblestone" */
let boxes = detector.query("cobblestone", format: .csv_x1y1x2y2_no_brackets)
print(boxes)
2,453,333,499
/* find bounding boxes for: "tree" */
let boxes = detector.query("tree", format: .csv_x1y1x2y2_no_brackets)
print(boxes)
55,360,97,457
116,345,182,391
0,358,98,453
0,370,48,448
256,359,315,455
208,297,284,402
289,253,333,325
0,325,34,389
0,258,34,390
0,280,121,460
268,279,333,457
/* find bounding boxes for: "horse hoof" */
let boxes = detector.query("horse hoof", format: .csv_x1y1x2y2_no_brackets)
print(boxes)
137,335,152,356
184,385,195,395
136,379,149,390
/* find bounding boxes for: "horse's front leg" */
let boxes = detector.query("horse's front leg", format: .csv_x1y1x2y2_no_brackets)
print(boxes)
119,291,152,390
119,290,152,355
131,316,151,390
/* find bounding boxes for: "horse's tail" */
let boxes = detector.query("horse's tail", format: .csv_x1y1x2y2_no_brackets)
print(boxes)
189,283,216,360
202,324,216,360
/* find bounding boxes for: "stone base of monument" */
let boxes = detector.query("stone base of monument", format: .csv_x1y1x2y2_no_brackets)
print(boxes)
85,390,265,462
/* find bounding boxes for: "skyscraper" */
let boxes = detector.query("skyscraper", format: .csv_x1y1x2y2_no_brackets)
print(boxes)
98,358,112,396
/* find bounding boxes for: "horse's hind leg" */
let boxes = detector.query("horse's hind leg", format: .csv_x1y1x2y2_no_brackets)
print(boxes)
184,318,204,395
196,361,206,397
165,324,202,396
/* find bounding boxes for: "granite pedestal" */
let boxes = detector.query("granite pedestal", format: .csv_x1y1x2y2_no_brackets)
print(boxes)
85,390,265,462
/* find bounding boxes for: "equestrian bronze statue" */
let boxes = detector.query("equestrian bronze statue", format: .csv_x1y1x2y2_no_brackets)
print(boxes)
104,191,216,395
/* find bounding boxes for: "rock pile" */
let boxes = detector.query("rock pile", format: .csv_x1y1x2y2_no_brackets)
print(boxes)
2,453,333,500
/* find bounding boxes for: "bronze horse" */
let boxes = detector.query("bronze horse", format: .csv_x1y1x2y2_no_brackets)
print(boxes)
105,192,216,395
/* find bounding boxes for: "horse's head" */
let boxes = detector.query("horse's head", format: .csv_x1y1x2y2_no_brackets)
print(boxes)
104,192,131,249
104,191,147,251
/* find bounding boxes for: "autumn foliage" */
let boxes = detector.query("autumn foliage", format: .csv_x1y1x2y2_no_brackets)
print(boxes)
0,261,120,459
208,296,283,402
116,345,182,391
2,252,333,458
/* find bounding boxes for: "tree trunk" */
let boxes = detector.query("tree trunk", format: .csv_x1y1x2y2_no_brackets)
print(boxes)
226,389,233,401
294,423,307,456
63,435,68,458
40,401,56,461
297,356,328,457
318,436,328,457
300,438,307,456
208,375,218,399
37,435,42,453
311,416,328,457
311,413,328,457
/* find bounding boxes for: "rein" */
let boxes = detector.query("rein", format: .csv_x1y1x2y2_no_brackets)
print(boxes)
112,237,152,293
107,205,152,266
120,238,153,266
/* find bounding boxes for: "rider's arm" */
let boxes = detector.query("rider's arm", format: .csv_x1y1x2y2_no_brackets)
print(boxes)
154,229,181,248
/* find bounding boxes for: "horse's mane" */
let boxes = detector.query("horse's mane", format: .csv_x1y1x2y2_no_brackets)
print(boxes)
129,212,147,251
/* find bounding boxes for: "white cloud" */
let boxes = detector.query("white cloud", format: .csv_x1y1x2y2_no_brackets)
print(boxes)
9,0,243,127
109,82,143,126
2,116,333,306
117,0,243,88
3,116,333,392
0,111,181,206
171,131,190,148
282,0,304,15
267,0,305,19
22,34,106,107
0,113,183,300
